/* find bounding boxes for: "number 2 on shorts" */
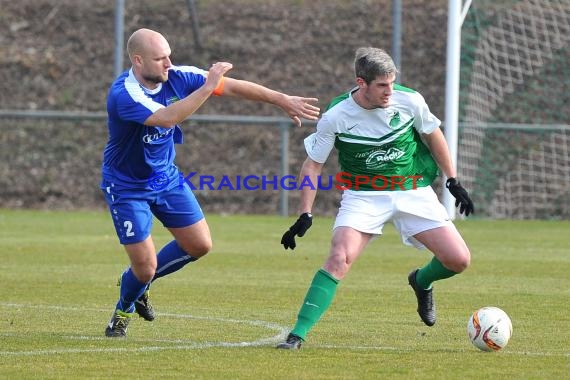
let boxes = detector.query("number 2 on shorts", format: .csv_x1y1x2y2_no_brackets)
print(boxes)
124,220,135,237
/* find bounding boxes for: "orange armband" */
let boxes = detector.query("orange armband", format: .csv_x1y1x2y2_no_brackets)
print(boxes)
213,76,225,96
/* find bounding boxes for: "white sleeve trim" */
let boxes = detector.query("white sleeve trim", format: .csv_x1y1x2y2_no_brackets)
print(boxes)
124,71,164,113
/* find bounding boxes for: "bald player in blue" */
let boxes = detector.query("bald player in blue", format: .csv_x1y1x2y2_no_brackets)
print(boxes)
101,28,319,337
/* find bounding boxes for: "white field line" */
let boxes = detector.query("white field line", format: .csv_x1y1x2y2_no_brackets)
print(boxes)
0,303,288,356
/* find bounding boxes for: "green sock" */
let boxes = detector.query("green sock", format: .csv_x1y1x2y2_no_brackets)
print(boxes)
291,268,339,340
416,257,457,290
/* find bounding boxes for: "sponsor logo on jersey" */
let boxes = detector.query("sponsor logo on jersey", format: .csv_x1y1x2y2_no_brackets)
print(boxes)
142,127,174,144
365,147,405,169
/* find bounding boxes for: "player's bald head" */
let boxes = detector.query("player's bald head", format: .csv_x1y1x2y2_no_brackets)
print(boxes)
127,28,170,61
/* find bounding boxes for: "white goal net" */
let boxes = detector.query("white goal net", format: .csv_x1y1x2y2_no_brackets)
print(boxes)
457,0,570,219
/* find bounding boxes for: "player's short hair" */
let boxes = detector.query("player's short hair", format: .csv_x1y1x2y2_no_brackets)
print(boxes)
354,47,398,84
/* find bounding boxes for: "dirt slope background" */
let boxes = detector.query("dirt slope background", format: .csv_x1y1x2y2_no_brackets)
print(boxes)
0,0,449,215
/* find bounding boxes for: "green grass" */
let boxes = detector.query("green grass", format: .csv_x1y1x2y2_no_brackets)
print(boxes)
0,209,569,379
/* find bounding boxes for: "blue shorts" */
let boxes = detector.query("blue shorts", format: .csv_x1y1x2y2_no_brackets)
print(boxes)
101,180,204,245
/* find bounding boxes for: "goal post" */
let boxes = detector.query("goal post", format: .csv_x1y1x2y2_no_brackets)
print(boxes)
443,0,470,219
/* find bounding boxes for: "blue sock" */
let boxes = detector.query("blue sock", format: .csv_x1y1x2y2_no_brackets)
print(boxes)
116,268,149,313
153,240,197,282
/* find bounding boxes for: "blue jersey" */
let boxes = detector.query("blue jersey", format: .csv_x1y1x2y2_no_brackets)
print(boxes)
102,65,208,189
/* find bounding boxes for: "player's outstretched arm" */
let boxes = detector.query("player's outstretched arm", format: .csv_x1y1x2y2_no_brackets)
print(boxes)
222,77,320,127
145,62,233,128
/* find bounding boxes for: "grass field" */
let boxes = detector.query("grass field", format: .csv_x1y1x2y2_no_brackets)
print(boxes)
0,209,569,379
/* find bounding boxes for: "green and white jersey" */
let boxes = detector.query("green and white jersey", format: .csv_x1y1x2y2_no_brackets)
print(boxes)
304,84,440,191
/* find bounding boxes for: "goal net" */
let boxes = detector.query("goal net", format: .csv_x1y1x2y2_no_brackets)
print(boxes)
457,0,570,219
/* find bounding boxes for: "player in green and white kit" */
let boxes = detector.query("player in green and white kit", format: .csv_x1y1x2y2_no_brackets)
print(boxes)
277,47,474,349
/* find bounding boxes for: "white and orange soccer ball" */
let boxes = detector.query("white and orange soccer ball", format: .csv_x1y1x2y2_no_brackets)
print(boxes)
467,307,513,351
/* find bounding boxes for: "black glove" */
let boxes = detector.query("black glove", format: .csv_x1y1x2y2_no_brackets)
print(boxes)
281,212,313,250
446,178,474,216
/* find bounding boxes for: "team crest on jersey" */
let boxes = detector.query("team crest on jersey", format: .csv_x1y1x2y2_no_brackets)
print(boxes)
167,96,180,105
388,111,400,128
364,147,405,169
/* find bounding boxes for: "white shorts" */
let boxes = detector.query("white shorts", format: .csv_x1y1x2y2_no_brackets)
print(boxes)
333,186,452,249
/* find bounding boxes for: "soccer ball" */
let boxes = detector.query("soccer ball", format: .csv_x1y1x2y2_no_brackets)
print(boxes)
467,307,512,351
